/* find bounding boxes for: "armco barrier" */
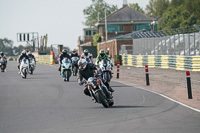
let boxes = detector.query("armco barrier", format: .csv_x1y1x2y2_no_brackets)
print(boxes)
122,54,200,71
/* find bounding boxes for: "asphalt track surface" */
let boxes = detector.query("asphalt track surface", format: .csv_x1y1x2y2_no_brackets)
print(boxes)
0,62,200,133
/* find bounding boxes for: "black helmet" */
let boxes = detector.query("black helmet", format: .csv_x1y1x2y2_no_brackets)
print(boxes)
0,52,4,56
84,49,88,56
62,49,67,54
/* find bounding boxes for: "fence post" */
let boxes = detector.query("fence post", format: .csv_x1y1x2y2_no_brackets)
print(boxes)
186,71,192,99
117,61,120,79
145,65,150,86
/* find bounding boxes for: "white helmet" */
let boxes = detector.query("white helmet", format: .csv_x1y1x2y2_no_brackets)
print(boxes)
21,50,26,55
78,59,87,70
27,51,32,55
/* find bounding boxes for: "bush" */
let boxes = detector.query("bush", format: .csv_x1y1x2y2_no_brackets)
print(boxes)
93,33,101,46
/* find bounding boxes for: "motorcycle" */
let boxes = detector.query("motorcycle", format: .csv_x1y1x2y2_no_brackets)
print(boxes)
20,58,29,78
0,58,6,72
85,76,114,108
71,57,79,76
61,58,72,81
99,59,112,83
29,58,36,74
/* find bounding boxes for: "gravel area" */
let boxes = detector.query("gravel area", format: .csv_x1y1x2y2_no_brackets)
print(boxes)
112,66,200,110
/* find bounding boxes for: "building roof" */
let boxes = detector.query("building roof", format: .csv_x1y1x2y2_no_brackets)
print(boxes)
108,30,165,40
99,6,154,24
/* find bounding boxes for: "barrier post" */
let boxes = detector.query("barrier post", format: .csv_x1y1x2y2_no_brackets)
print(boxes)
145,65,150,86
186,71,192,99
117,61,120,79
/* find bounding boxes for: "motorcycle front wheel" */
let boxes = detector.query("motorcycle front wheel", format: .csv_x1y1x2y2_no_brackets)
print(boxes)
96,90,109,108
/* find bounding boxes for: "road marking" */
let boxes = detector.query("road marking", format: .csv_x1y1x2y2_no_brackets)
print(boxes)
115,80,200,113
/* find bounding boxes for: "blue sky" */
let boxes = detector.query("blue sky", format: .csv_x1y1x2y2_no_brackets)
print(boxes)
0,0,149,50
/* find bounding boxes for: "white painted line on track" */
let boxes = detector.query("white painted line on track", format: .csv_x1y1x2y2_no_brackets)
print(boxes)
114,80,200,113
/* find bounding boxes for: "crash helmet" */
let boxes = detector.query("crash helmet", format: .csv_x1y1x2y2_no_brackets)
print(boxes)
62,49,67,55
0,52,4,56
99,49,105,57
83,49,89,56
21,50,26,55
78,59,87,70
106,48,109,55
27,51,32,56
72,48,76,54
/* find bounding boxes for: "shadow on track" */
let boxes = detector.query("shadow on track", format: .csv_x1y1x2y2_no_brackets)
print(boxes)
110,105,154,109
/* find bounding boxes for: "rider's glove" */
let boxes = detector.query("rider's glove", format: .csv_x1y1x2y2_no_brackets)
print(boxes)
79,81,83,86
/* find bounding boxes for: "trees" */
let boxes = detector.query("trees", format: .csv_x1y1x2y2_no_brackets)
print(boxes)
83,0,118,27
158,0,200,29
145,0,169,16
129,3,144,13
0,38,14,56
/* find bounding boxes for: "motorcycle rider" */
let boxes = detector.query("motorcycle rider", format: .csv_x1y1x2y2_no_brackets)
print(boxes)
96,49,111,65
81,49,93,63
27,51,36,64
0,52,7,70
58,49,71,72
71,48,79,73
18,50,30,73
78,59,114,97
71,48,79,58
106,48,111,59
0,52,7,63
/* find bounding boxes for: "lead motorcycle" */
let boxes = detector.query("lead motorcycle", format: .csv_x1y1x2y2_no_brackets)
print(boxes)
61,58,72,81
85,76,114,108
99,59,112,83
71,57,79,76
29,58,36,74
0,57,6,72
20,58,29,78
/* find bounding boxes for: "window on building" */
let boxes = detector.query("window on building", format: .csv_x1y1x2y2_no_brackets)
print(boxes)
85,30,92,36
118,25,124,32
107,24,124,33
93,31,96,35
133,24,151,31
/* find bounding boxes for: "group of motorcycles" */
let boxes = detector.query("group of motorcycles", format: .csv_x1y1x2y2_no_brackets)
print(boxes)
60,56,113,108
19,57,36,79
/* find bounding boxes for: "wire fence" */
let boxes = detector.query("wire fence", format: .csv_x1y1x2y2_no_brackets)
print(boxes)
121,25,200,56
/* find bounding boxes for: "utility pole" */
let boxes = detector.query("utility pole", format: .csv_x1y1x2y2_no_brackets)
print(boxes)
105,9,108,42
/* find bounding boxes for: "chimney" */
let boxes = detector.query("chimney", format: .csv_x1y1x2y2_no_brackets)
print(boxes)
123,0,128,7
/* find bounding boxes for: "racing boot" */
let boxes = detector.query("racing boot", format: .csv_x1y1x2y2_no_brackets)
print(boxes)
108,86,115,92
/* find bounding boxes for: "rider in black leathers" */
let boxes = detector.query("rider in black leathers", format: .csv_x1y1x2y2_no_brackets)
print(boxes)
58,49,71,72
27,51,36,64
71,48,79,72
71,48,79,58
78,59,114,97
0,52,7,64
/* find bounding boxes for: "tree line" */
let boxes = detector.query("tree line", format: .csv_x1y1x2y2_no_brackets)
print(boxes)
0,38,33,56
83,0,200,29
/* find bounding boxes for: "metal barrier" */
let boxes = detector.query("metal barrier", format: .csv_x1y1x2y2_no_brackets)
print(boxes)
122,54,200,71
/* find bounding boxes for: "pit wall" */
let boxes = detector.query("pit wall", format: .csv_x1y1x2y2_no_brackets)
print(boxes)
121,55,200,71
